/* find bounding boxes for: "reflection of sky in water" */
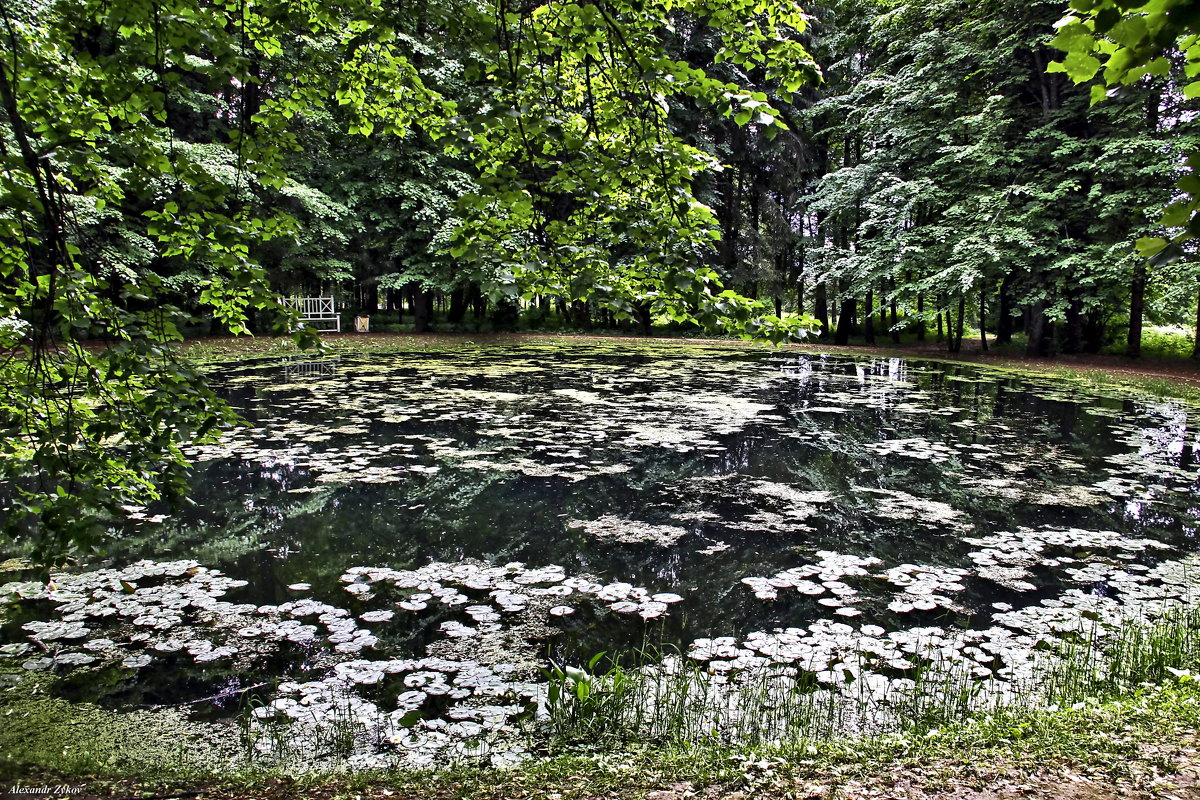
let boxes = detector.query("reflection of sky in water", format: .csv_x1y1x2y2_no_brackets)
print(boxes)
4,342,1200,766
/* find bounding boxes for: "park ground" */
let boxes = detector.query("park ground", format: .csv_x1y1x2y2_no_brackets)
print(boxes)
4,681,1200,800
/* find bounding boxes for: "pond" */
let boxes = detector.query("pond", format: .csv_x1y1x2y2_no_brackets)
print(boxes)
3,340,1199,769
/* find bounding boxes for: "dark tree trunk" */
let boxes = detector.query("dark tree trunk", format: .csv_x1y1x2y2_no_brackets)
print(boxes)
834,297,855,346
796,268,805,318
470,283,487,318
1194,289,1200,359
1128,261,1147,358
491,298,519,331
996,272,1014,345
864,290,876,345
634,302,652,336
916,292,926,341
979,285,988,353
571,300,592,330
413,287,434,333
1025,301,1054,357
889,280,900,344
1062,296,1085,355
447,285,468,324
815,282,829,337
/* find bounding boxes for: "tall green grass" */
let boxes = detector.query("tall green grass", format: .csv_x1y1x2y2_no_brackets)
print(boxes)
539,605,1200,752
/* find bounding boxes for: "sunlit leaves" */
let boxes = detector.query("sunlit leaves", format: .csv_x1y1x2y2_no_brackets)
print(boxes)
1050,0,1200,255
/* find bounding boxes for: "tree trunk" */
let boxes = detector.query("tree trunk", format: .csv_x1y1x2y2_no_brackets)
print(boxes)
413,287,434,333
815,282,829,337
1025,301,1054,357
889,279,900,344
1062,295,1085,355
834,297,855,346
916,292,926,341
996,272,1014,345
634,302,652,336
471,283,487,318
447,285,468,324
979,284,988,353
1193,289,1200,359
864,290,876,345
953,294,966,353
571,300,592,330
1128,261,1146,358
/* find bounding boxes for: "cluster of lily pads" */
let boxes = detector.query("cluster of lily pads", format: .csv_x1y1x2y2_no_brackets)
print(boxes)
5,343,1200,769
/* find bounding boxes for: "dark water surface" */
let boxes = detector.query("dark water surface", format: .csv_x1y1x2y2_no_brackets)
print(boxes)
4,341,1199,765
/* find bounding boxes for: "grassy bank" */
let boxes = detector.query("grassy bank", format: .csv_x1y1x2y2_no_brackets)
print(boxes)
4,679,1199,799
4,606,1200,799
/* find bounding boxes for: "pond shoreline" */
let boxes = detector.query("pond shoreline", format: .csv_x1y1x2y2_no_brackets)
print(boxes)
6,336,1199,797
6,679,1199,800
180,331,1200,393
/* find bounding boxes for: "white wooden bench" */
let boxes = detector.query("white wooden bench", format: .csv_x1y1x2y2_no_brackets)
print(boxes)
280,296,341,332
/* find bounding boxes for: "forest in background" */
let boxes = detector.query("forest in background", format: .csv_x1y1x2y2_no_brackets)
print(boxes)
267,0,1200,362
105,0,1200,360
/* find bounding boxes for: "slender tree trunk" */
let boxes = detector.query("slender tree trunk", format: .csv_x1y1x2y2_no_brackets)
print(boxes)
864,290,876,345
954,294,966,353
815,282,829,337
1128,261,1146,358
936,299,944,342
889,279,900,344
916,292,926,341
796,270,805,319
1193,289,1200,359
979,284,988,353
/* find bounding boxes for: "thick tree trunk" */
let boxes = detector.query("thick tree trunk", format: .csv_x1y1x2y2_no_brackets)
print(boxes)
996,273,1014,345
571,300,592,330
815,282,829,337
413,287,434,333
447,285,468,324
634,302,652,336
1025,301,1054,357
1128,261,1146,358
1062,296,1085,355
834,297,855,346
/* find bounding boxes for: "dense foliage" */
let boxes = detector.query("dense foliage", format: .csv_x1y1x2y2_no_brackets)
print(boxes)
2,0,1199,558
